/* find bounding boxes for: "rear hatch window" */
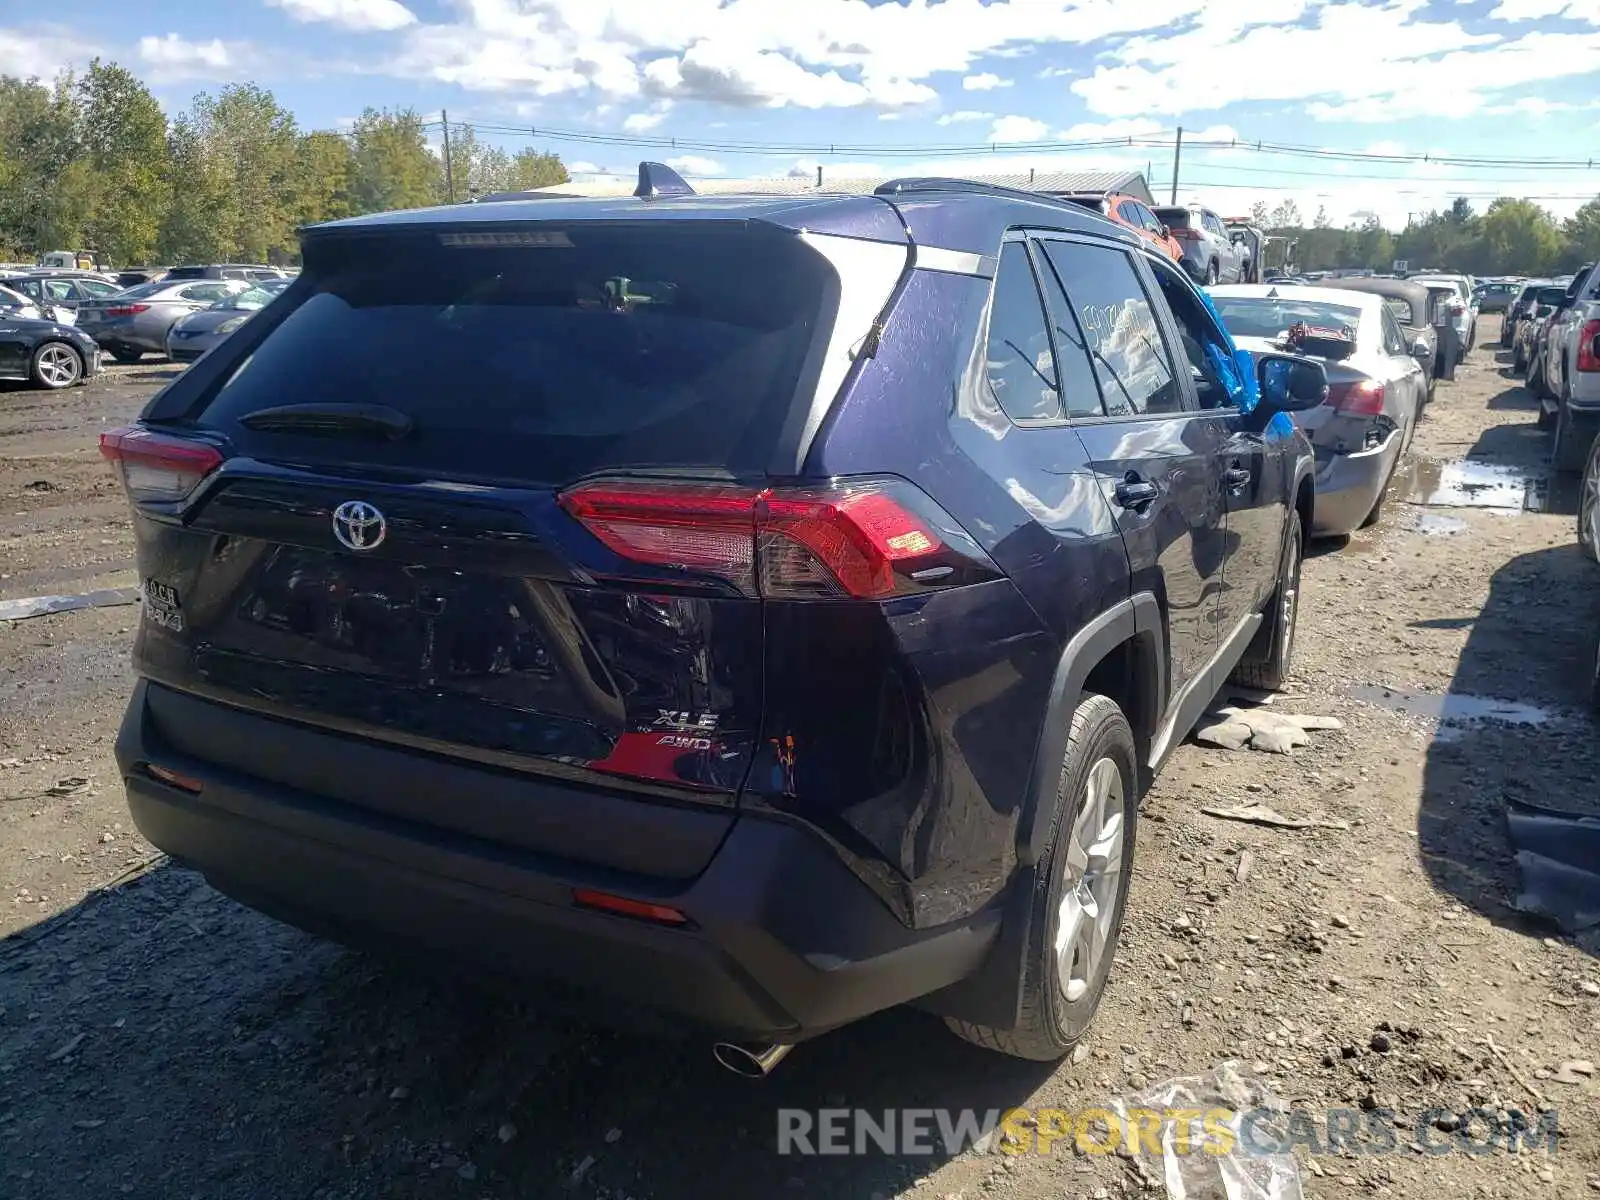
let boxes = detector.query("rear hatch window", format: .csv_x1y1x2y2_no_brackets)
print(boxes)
196,225,831,485
1153,208,1193,230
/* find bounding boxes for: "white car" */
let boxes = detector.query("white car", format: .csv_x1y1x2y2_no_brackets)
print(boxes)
1409,274,1477,356
1210,284,1430,535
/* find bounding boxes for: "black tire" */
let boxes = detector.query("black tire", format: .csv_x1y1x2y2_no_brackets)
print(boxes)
1513,347,1526,375
1528,358,1549,402
1591,639,1600,715
109,346,144,364
28,341,84,390
1230,516,1303,692
945,693,1138,1061
1466,321,1477,353
1554,394,1594,475
1578,435,1600,564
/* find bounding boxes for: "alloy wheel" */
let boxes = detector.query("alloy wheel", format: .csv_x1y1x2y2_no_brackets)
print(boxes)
36,344,80,388
1582,443,1600,561
1055,757,1125,1002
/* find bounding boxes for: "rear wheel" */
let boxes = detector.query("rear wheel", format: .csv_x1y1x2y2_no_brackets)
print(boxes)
1206,261,1219,285
1578,435,1600,565
1230,516,1303,691
29,341,83,389
945,693,1137,1061
1556,390,1596,474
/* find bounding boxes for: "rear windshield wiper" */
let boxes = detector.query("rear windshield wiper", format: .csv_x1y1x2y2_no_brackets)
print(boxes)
239,403,414,440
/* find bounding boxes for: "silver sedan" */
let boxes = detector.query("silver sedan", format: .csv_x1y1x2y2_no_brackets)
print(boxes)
74,279,250,363
166,279,291,363
1210,284,1429,536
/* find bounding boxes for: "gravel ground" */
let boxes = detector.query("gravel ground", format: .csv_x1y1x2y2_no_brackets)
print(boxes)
2,329,1598,1199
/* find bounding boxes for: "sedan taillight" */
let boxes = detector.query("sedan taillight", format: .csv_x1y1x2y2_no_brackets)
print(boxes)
104,303,151,317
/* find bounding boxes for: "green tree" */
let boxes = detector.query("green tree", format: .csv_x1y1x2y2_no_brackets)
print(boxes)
349,107,438,213
291,131,355,228
0,73,84,257
1482,197,1562,274
190,84,300,261
75,60,169,265
1565,197,1600,265
506,148,568,191
1248,200,1270,229
158,113,232,263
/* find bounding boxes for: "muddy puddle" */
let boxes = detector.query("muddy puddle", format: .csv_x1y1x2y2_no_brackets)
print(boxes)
1415,512,1467,536
1397,456,1580,516
1352,683,1555,738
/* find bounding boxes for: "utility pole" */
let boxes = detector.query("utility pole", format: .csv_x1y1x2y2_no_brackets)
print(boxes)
1170,126,1183,205
442,109,455,203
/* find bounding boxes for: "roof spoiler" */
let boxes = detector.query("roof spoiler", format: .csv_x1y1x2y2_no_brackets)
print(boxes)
635,161,695,200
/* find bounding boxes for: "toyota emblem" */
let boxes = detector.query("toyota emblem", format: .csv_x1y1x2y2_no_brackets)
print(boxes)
331,500,387,552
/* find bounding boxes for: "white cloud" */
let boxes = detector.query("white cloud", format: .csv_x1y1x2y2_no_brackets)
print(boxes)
937,109,995,125
962,72,1012,91
0,27,94,79
622,109,669,132
384,0,1225,109
268,0,417,33
990,115,1050,143
666,154,724,175
1489,0,1596,20
137,33,245,79
1058,117,1166,141
1074,0,1600,122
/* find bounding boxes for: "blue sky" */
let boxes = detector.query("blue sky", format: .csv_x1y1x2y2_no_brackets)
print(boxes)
5,0,1599,228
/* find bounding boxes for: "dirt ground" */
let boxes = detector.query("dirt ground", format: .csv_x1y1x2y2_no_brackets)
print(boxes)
2,326,1598,1199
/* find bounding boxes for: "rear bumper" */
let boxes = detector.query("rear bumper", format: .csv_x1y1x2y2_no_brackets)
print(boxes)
1310,431,1400,536
114,681,1000,1041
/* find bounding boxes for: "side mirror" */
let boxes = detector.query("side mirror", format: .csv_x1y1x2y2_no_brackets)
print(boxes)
1410,338,1431,360
1159,225,1170,239
1254,352,1328,413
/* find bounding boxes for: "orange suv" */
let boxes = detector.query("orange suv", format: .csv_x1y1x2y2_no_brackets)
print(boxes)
1055,192,1184,264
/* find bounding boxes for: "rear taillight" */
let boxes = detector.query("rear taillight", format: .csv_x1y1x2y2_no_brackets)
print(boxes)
558,477,993,600
99,425,223,503
104,303,151,317
1449,301,1465,316
1170,228,1201,241
1578,319,1600,373
1326,380,1386,415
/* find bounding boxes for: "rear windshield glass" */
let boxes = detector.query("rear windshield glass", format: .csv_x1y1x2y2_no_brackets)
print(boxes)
1211,298,1363,340
1534,286,1568,306
164,267,208,280
112,281,170,300
197,226,830,484
1152,208,1193,229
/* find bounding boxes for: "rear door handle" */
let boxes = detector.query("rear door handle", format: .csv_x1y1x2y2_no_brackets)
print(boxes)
1113,474,1160,509
1224,466,1252,490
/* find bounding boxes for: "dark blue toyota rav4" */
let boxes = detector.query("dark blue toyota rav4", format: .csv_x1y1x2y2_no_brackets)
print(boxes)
106,166,1321,1072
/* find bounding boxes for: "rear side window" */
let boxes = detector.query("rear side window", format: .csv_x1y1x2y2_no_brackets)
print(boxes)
75,279,121,298
196,226,832,484
1383,298,1413,327
1039,240,1180,417
1031,243,1106,419
180,283,234,302
984,242,1062,422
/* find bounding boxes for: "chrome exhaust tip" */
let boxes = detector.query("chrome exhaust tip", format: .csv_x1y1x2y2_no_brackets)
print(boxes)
712,1041,794,1078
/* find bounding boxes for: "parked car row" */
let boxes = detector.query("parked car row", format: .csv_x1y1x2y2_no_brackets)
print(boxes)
1522,261,1600,472
0,263,296,389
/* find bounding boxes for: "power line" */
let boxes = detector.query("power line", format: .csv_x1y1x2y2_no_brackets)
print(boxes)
422,117,1600,172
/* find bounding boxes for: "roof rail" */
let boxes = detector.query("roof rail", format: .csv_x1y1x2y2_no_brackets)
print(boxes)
873,176,1068,206
635,161,695,200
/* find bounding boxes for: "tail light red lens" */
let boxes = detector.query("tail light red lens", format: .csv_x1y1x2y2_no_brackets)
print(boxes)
1170,228,1201,241
104,304,151,317
559,477,992,600
99,425,223,503
1326,380,1386,415
1578,320,1600,373
572,888,688,926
